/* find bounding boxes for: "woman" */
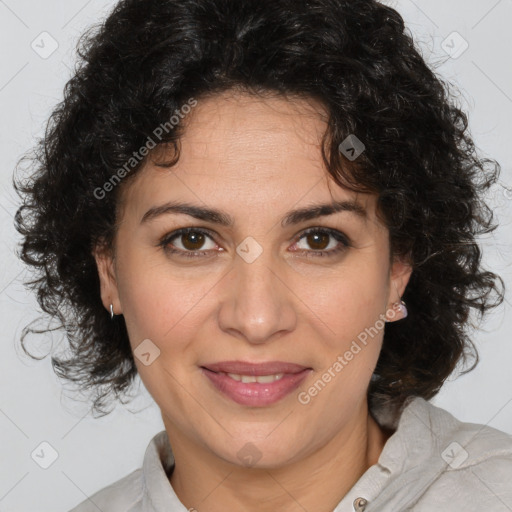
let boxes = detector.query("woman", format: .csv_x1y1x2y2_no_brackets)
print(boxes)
14,0,512,510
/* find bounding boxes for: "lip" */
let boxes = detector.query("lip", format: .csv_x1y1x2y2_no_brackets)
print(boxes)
202,360,309,376
200,361,312,407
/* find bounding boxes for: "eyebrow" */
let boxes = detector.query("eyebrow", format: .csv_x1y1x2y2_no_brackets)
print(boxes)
140,199,367,227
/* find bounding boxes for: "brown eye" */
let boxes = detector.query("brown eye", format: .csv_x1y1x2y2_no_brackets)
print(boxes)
293,228,350,257
180,231,206,251
159,228,217,256
305,232,330,251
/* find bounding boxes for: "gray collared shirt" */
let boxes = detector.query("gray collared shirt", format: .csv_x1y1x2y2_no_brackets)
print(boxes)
69,396,512,511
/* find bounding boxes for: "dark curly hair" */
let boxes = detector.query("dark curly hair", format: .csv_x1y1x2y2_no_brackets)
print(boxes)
13,0,505,417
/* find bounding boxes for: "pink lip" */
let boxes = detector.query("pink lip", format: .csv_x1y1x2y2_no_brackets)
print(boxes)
201,361,312,407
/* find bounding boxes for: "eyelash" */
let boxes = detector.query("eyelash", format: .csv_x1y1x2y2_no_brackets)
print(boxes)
158,227,351,259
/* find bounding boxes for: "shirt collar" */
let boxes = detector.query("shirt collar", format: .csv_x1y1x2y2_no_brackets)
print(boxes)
141,429,188,511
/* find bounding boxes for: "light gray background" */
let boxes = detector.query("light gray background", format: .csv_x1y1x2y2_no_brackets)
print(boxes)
1,1,511,511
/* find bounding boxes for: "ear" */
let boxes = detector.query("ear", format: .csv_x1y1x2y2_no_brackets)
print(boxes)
386,254,413,322
92,242,122,316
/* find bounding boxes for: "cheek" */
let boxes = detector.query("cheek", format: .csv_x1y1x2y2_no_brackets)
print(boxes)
114,247,177,344
115,258,208,402
295,255,389,396
300,258,388,341
115,249,217,354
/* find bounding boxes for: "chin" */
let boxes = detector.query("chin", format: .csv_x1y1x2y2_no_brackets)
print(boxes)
211,434,306,470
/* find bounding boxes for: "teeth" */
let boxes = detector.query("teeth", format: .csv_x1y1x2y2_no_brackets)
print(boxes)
226,373,285,383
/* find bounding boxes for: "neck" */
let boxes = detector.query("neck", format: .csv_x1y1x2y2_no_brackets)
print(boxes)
166,402,392,512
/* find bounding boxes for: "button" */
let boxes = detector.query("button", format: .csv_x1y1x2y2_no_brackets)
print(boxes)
353,497,368,511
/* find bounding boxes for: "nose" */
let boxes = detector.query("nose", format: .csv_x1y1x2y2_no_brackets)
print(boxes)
217,245,297,345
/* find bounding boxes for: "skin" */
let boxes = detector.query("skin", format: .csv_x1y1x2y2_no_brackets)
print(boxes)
94,90,412,512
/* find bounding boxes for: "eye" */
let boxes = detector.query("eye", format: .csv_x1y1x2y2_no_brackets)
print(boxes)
291,227,350,257
159,228,218,258
158,226,351,259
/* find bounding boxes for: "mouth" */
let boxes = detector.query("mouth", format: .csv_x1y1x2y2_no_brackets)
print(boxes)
200,361,312,406
201,360,310,375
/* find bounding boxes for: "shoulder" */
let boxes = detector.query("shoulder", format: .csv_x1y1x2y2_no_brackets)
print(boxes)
407,398,512,509
368,396,512,510
390,396,512,458
66,430,174,512
67,468,143,512
413,451,512,510
428,399,512,469
427,413,512,507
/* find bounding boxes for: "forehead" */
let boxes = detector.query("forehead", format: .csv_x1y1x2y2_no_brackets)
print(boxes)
183,90,327,145
118,90,378,222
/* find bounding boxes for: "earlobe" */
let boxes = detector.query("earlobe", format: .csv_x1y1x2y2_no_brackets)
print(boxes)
92,244,121,316
386,299,408,322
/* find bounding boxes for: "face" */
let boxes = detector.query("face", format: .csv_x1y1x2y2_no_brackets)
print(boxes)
94,90,411,468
